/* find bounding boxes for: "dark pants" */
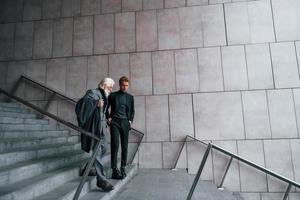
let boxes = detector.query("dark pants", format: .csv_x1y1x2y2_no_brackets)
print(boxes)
110,118,129,169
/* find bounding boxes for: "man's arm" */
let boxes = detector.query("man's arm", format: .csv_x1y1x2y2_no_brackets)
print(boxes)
107,93,113,124
129,96,135,122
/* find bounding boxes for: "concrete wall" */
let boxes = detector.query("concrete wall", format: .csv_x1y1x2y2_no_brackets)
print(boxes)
1,0,300,198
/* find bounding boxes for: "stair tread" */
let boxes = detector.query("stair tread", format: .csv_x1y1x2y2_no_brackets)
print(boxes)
0,142,81,154
0,135,78,142
0,129,68,133
0,149,86,173
33,177,91,200
0,127,63,132
0,159,87,195
33,164,137,200
0,111,37,117
0,107,35,114
0,117,49,124
0,124,55,129
0,103,21,108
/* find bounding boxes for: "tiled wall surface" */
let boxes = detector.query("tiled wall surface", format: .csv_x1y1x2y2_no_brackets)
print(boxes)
1,0,300,198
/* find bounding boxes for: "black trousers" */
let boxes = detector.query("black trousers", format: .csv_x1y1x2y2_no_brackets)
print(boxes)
110,118,129,169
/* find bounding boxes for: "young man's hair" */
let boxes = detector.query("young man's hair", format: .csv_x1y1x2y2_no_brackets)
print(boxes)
119,76,129,85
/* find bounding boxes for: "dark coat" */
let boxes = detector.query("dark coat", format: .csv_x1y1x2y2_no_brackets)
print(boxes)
108,90,135,122
75,88,108,153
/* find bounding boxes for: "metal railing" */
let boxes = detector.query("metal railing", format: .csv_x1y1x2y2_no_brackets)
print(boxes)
2,76,144,200
172,135,300,200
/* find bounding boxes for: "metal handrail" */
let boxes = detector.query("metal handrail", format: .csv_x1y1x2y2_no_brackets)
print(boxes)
20,75,77,103
128,128,145,164
4,76,144,200
172,135,300,200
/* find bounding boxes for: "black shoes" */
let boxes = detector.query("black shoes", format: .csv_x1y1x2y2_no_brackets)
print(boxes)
97,180,114,192
111,167,127,179
121,167,127,178
111,168,123,179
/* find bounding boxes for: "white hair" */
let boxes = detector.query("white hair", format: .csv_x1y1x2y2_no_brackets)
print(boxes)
98,77,115,89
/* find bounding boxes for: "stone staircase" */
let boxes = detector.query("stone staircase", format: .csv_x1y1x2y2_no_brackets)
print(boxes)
0,102,137,200
0,102,243,200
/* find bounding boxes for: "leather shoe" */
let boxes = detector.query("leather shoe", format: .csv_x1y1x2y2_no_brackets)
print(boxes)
121,167,127,178
111,168,123,180
97,180,114,192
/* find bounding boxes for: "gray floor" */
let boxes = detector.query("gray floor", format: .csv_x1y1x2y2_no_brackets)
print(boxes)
113,169,242,200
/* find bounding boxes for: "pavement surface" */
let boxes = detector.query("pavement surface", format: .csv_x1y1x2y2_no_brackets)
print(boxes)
113,169,242,200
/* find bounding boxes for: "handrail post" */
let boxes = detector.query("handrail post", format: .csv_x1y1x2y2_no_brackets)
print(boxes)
172,135,188,170
128,130,144,164
73,140,101,200
282,183,292,200
7,77,22,102
187,143,212,200
43,92,56,111
217,156,233,189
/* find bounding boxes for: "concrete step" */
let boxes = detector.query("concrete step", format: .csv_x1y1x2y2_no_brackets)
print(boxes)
0,143,82,168
191,180,243,200
0,130,70,138
0,103,21,108
0,135,79,152
0,106,31,113
0,124,57,131
0,111,37,118
0,116,48,124
31,164,138,200
0,150,89,187
0,160,86,200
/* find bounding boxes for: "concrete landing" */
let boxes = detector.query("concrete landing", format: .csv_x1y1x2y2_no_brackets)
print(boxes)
112,169,242,200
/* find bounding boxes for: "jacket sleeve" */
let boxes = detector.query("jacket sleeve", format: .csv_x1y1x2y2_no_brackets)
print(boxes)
108,94,114,119
130,96,135,122
75,90,98,127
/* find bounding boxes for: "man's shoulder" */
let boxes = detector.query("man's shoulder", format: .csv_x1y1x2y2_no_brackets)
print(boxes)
127,93,134,99
86,88,102,98
110,91,118,96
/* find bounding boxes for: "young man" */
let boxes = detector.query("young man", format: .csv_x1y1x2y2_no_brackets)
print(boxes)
75,78,115,191
108,76,135,179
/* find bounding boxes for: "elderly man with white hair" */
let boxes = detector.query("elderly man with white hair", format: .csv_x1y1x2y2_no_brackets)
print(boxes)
75,77,115,191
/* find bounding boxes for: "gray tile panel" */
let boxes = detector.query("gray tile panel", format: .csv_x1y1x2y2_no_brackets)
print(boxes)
33,20,53,59
115,12,135,53
136,10,158,52
198,47,224,92
146,95,169,142
267,89,298,139
169,94,194,141
87,55,109,89
242,91,271,139
94,14,114,54
73,16,93,56
53,18,73,57
152,50,176,94
130,52,153,95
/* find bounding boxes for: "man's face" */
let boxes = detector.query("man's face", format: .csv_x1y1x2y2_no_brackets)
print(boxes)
120,81,129,92
104,84,114,96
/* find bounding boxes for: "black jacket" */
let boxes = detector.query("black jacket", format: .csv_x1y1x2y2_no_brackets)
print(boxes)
75,88,107,153
108,90,135,122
